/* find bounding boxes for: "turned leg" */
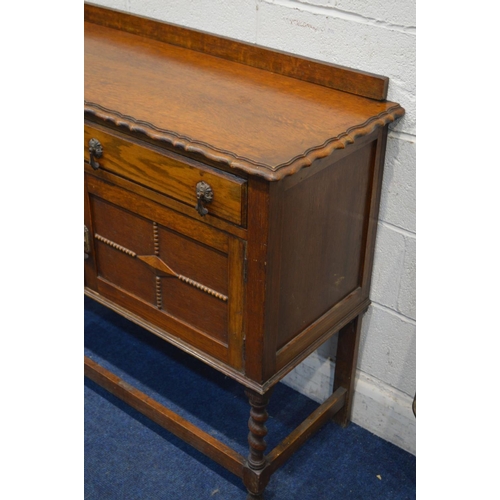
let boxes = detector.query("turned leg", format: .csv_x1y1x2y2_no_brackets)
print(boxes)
243,388,274,500
332,315,362,427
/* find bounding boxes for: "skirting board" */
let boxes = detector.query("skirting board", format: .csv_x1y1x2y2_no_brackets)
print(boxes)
282,352,416,455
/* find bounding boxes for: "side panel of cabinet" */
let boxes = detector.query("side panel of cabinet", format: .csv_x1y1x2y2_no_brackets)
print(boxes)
84,173,245,371
241,133,381,384
271,130,386,372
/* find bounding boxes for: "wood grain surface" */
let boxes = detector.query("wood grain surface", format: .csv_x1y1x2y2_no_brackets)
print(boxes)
84,123,247,226
84,2,389,100
85,21,404,180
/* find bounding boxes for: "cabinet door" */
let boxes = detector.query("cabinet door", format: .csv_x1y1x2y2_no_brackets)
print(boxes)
84,174,245,371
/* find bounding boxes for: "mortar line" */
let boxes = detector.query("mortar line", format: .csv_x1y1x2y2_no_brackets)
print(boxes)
370,301,416,326
262,0,416,34
388,130,416,143
378,220,416,239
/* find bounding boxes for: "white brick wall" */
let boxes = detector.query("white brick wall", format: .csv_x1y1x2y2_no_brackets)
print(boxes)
89,0,416,454
128,0,258,42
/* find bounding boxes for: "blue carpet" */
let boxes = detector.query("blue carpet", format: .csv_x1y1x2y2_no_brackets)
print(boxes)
85,296,416,499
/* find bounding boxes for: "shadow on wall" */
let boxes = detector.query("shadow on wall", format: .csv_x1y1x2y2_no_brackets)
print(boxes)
354,305,416,454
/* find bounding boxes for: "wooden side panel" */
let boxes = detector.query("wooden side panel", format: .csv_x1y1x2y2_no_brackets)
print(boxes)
276,140,377,351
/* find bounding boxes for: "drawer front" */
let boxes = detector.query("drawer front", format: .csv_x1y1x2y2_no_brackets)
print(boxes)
84,124,247,226
84,174,246,370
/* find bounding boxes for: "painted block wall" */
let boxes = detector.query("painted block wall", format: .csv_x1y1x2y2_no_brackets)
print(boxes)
88,0,416,454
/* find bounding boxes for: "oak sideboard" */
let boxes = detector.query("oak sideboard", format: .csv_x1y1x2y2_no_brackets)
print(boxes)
84,4,404,498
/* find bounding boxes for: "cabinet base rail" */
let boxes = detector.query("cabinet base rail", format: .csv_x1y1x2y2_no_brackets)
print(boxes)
84,355,347,498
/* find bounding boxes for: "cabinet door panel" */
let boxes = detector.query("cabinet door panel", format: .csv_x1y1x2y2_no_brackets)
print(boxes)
85,173,245,370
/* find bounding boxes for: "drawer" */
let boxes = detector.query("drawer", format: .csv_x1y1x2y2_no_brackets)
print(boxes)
84,174,246,370
84,124,247,226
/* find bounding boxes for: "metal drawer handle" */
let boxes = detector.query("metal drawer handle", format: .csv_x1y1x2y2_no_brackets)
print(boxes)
195,181,213,217
89,138,103,170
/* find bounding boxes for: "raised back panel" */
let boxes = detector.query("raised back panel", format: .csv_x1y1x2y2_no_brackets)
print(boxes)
84,3,389,100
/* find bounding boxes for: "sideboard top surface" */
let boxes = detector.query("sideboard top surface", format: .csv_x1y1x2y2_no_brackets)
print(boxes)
84,7,404,180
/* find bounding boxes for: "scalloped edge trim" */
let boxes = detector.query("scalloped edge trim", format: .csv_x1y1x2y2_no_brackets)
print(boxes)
84,101,404,181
